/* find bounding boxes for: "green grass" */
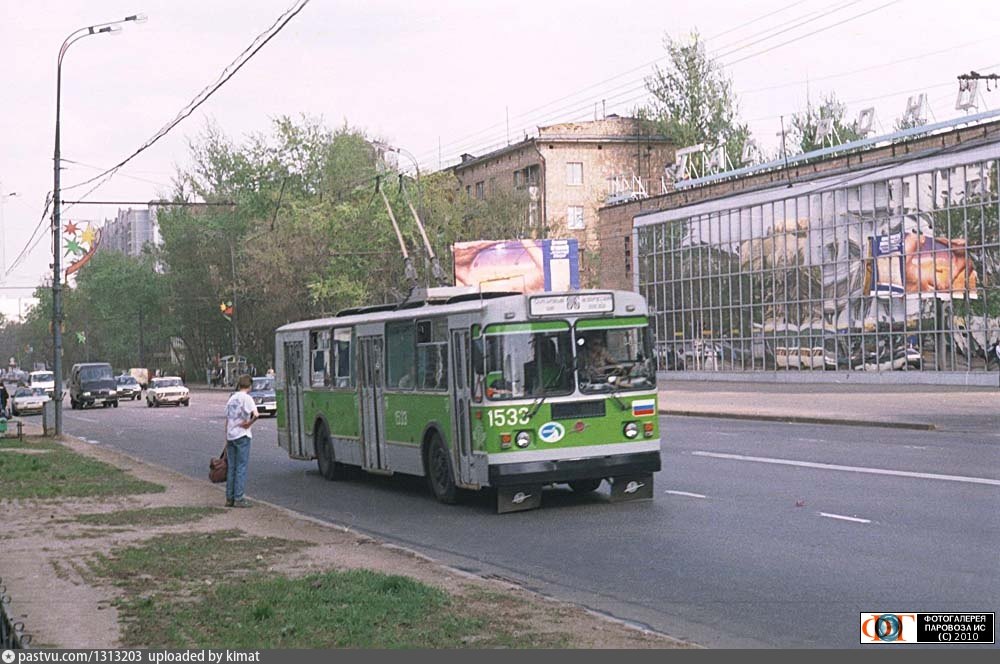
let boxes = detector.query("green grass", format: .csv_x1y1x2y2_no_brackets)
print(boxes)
0,438,164,499
88,530,569,649
74,506,224,527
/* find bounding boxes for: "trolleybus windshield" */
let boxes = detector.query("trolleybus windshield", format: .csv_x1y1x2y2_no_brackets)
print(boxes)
576,323,656,394
482,327,574,401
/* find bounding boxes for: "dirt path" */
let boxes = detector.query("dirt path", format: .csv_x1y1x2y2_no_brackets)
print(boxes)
0,436,694,649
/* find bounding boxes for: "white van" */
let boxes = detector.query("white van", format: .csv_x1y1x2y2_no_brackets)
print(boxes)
29,370,56,397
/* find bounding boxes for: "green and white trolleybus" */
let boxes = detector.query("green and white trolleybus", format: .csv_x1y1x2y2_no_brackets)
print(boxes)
275,288,661,512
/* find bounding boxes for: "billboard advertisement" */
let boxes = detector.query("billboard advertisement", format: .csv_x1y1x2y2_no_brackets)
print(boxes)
452,239,580,294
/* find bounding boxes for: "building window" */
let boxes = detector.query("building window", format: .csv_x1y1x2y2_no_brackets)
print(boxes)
513,171,522,188
475,181,485,200
567,162,583,186
465,185,471,197
525,165,539,186
567,206,584,230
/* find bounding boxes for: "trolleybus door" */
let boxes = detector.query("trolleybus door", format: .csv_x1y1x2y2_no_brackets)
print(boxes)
450,329,476,486
358,335,388,471
283,340,307,458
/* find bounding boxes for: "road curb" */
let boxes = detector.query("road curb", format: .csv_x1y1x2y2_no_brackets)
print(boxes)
49,433,696,647
663,409,937,431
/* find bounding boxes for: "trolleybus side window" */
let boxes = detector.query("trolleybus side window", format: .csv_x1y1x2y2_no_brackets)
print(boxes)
483,323,573,401
310,329,331,387
386,321,416,389
331,327,353,388
415,319,448,391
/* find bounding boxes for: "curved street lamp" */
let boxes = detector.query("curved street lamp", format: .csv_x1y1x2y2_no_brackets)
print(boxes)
52,14,146,436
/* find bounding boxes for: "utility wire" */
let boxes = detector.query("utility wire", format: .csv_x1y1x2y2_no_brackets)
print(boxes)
434,1,904,172
6,0,312,281
420,0,835,162
417,0,884,168
725,0,902,68
62,0,312,197
5,195,52,278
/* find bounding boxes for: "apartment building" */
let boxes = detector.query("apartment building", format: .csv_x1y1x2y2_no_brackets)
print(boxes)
100,206,161,257
452,116,674,282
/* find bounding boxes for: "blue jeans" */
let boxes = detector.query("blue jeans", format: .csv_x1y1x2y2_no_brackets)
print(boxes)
226,435,252,501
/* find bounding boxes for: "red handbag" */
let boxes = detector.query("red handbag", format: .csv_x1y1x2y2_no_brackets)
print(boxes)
209,447,228,483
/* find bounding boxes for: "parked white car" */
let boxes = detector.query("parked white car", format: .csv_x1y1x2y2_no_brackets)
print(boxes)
29,370,56,397
12,386,50,416
146,376,190,408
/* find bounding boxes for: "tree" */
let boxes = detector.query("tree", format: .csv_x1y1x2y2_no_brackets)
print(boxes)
788,93,862,155
66,251,172,370
644,31,750,168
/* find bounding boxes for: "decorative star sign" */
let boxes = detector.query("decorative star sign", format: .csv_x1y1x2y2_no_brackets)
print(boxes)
64,221,103,282
65,237,84,256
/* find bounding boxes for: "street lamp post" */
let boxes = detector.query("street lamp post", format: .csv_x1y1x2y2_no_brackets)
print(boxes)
52,14,146,436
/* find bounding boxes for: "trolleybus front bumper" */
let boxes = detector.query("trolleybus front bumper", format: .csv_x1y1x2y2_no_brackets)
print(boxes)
488,450,661,486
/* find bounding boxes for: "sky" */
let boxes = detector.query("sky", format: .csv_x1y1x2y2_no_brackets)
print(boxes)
2,0,999,318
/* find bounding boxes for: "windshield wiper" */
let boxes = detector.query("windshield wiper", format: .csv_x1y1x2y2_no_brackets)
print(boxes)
526,365,566,419
606,377,629,411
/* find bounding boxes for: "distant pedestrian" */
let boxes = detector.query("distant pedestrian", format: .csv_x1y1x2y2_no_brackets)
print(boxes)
0,382,8,417
224,374,259,508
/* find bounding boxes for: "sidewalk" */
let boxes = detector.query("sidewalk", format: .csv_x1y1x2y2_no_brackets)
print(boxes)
659,379,1000,432
1,434,687,649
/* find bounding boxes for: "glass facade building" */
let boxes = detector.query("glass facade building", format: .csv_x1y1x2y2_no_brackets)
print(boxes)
634,142,1000,382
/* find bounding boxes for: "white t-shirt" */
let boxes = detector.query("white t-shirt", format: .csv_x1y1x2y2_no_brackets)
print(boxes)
226,391,259,441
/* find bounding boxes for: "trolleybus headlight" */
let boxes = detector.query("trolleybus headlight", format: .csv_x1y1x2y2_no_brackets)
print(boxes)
623,422,639,439
515,431,532,448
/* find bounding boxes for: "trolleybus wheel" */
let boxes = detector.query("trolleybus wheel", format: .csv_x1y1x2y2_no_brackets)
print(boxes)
426,434,457,504
316,421,347,481
569,479,603,493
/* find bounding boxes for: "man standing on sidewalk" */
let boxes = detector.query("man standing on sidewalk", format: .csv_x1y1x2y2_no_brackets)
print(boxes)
225,374,259,508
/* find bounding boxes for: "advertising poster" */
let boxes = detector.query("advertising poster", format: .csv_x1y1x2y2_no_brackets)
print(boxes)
870,232,906,298
870,231,980,299
452,239,580,294
902,232,979,299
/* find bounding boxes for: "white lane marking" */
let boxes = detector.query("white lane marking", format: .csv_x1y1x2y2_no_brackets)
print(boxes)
715,432,739,437
797,438,825,443
819,512,871,524
691,451,1000,487
83,438,100,445
664,490,707,499
68,415,98,423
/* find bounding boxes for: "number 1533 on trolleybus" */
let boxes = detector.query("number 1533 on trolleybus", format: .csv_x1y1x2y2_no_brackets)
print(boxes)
274,288,661,513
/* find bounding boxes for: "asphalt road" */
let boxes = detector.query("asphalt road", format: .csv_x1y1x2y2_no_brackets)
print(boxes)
56,389,1000,648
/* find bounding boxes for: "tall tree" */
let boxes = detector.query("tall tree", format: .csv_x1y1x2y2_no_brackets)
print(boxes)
644,31,749,168
789,93,862,154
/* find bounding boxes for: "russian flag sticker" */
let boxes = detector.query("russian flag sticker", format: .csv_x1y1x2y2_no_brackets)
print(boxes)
631,399,656,417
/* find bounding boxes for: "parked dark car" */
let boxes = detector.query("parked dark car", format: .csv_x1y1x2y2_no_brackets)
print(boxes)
69,362,118,409
249,376,277,417
116,374,142,400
